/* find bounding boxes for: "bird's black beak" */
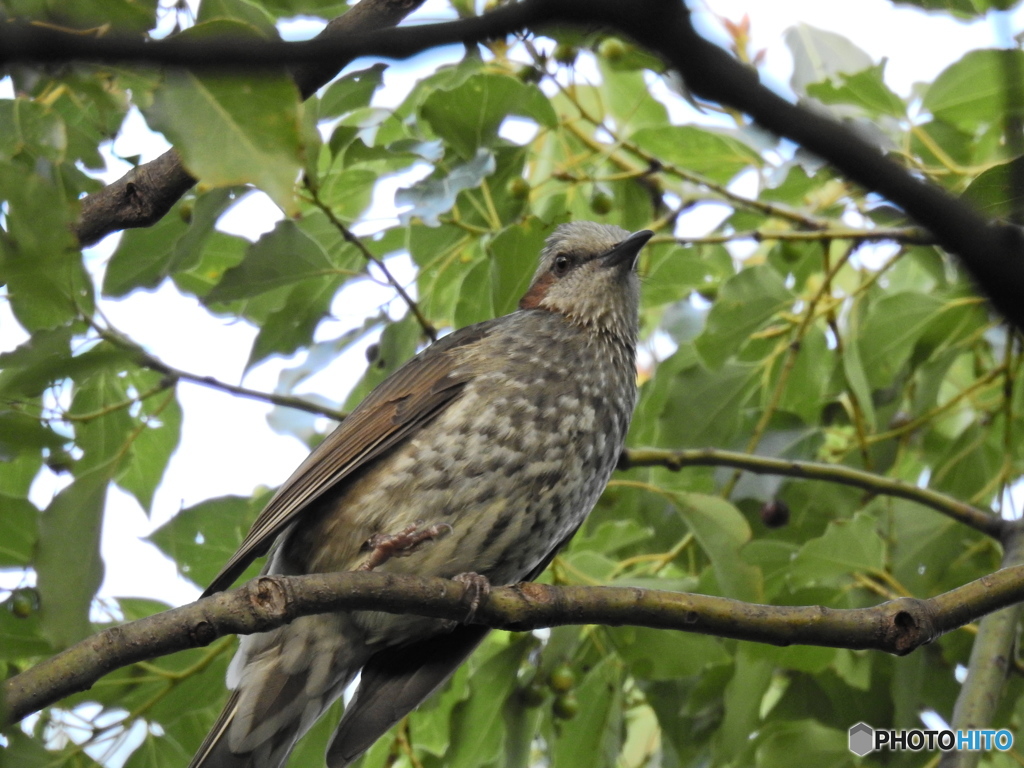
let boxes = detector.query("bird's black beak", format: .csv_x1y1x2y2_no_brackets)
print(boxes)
602,229,654,271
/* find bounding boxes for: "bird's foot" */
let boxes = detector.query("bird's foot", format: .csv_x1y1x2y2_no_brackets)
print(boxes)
358,521,453,571
452,572,491,624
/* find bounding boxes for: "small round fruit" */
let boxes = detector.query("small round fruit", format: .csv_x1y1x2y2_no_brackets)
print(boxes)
552,692,579,720
548,663,576,692
590,191,613,216
519,680,547,708
759,499,791,529
507,177,531,200
9,589,37,618
598,38,628,62
553,43,577,65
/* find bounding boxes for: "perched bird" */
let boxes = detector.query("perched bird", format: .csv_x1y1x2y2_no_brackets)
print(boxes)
189,221,653,768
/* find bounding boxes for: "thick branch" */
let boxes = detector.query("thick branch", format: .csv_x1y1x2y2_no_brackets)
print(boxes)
619,447,1006,538
8,0,1024,330
65,0,426,246
6,564,1024,726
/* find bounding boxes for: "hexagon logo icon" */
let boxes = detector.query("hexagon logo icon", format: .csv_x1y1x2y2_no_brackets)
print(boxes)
849,722,874,756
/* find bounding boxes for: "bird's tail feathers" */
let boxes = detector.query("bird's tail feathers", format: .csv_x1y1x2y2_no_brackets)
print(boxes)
326,625,490,768
191,617,364,768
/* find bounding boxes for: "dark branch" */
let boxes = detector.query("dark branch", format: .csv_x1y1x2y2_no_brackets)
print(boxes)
5,564,1024,726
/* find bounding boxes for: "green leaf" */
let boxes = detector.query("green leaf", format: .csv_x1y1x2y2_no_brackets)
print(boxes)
631,125,763,184
36,470,109,648
610,627,729,679
143,22,302,212
70,367,136,475
420,73,556,159
342,315,422,412
147,494,265,589
0,166,88,331
840,302,877,430
453,255,494,328
116,382,183,513
0,494,38,566
0,97,67,162
717,645,775,762
671,492,762,601
247,277,344,370
444,638,529,768
37,0,158,33
196,0,277,32
598,60,670,135
0,410,64,461
550,656,626,768
695,265,793,369
962,156,1024,219
396,149,496,226
656,354,759,448
319,168,377,221
488,217,547,316
206,220,337,302
754,719,849,768
858,291,945,389
784,23,874,94
789,512,885,586
925,49,1024,133
806,63,906,117
319,64,388,119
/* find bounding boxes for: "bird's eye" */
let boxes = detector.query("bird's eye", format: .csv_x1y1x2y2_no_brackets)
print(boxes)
552,254,572,277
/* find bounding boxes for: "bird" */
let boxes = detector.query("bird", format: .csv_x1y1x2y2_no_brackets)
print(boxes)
188,221,653,768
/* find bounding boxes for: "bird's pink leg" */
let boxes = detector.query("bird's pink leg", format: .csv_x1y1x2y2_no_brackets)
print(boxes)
357,522,453,571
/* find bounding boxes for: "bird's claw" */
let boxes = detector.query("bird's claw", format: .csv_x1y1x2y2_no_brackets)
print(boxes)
452,572,491,624
358,521,453,571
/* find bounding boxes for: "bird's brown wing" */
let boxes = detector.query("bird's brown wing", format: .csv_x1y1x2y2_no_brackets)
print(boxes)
202,320,500,598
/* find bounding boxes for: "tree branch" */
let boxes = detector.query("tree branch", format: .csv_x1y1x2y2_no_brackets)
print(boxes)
62,0,427,246
5,564,1024,727
8,0,1023,331
619,447,1006,538
94,325,349,422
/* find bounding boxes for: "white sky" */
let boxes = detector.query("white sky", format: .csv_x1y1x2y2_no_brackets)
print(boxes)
1,0,1021,609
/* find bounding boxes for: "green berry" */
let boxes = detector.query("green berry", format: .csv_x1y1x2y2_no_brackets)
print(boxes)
598,38,628,62
9,589,37,618
590,192,613,216
507,177,531,200
520,680,547,707
549,663,576,693
552,692,579,720
553,43,577,65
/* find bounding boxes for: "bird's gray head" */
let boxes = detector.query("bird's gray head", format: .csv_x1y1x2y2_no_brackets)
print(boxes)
519,221,653,340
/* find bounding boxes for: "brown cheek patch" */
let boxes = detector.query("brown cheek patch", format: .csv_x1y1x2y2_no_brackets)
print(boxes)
518,272,557,310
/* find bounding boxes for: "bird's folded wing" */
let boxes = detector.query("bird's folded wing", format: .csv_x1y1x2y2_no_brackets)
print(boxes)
202,320,500,597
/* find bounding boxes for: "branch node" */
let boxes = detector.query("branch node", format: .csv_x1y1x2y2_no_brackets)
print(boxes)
190,620,218,647
886,599,935,655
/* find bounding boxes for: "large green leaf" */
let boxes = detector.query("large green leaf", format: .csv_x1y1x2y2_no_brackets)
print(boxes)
35,470,109,648
142,22,302,212
420,72,556,159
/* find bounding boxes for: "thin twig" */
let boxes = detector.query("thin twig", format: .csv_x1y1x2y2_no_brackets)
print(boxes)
94,325,348,422
618,446,1005,538
304,180,438,342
